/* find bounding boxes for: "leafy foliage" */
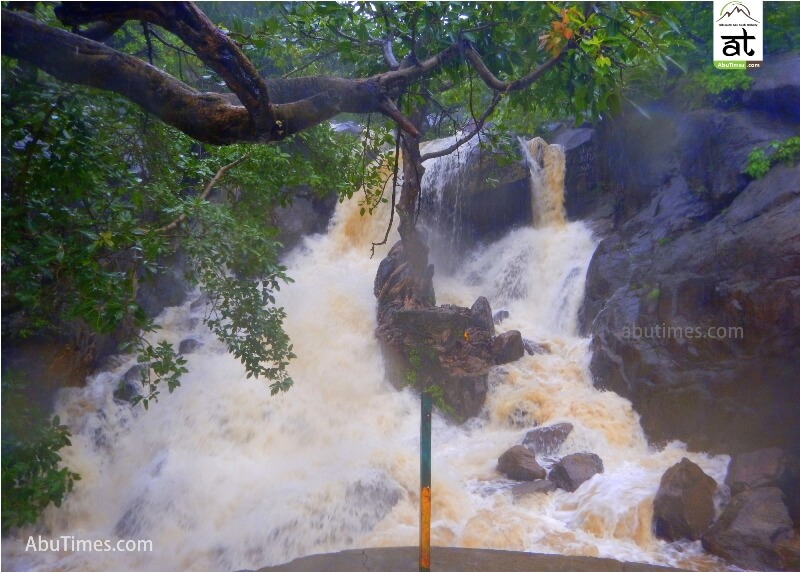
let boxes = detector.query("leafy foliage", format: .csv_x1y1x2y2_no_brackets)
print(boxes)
745,137,800,179
1,375,80,534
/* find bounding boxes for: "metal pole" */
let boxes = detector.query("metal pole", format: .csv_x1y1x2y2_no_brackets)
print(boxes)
420,392,432,572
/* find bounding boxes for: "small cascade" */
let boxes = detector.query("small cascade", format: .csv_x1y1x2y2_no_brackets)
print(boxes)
3,133,731,572
418,134,480,270
521,137,567,229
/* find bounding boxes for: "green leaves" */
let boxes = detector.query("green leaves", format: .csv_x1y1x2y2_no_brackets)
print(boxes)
1,375,81,534
745,137,800,179
133,341,189,408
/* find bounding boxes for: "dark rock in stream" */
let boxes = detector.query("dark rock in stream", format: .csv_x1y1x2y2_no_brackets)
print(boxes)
511,479,558,498
548,453,604,492
374,238,526,421
653,458,716,541
178,338,202,355
702,487,796,571
470,297,495,335
523,423,573,456
493,310,510,325
497,445,547,481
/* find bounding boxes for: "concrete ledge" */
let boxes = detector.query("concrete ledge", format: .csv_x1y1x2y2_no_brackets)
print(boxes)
245,547,688,572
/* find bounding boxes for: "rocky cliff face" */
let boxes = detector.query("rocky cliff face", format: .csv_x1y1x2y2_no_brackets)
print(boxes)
580,54,800,453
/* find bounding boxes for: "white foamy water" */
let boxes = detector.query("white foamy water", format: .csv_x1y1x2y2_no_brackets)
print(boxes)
3,139,730,572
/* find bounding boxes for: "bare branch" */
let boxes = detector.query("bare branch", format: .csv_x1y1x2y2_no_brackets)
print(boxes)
383,39,400,71
463,43,567,93
420,93,501,162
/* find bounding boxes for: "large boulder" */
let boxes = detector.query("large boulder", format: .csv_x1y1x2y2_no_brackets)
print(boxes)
702,487,795,571
548,453,604,492
726,447,788,495
522,423,574,456
581,101,800,453
497,445,547,481
653,458,717,541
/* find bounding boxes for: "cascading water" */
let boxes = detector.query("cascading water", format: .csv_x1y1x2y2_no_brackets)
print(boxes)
3,138,730,572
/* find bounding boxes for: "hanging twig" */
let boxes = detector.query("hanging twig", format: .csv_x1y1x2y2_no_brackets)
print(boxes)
371,125,401,257
156,151,252,234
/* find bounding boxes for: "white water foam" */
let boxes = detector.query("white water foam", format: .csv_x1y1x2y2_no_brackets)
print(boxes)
3,139,730,572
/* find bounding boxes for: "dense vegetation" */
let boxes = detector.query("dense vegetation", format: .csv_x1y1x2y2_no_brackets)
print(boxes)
2,0,797,534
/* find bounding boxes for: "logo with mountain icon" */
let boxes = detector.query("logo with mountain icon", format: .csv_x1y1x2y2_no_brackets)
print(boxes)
717,1,760,23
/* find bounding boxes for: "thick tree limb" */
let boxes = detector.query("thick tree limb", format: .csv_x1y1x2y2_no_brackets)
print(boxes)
54,2,274,130
3,10,255,144
2,5,567,146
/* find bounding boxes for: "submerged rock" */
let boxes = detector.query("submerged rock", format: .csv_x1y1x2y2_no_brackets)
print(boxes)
522,423,573,456
178,338,202,354
653,458,717,541
511,480,557,498
548,453,604,492
492,310,510,325
702,487,795,571
497,445,546,481
522,339,549,355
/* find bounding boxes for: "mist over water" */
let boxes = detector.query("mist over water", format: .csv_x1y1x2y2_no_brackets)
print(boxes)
4,138,730,572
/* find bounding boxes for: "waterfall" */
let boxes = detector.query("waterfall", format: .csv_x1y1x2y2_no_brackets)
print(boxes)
3,140,730,572
522,137,567,229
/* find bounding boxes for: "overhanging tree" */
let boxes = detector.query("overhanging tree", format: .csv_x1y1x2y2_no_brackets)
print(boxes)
2,0,705,533
2,0,701,405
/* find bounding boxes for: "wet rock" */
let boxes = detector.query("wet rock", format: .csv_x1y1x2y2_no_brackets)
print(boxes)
743,52,800,121
470,297,495,335
582,103,800,453
726,447,787,495
549,453,604,492
653,458,717,541
344,473,402,533
190,294,209,311
522,339,549,356
178,338,202,355
490,331,525,364
497,445,547,481
418,137,531,253
375,238,527,421
702,487,795,571
523,423,574,456
271,187,338,255
113,365,142,403
493,310,510,325
552,127,601,219
511,480,557,498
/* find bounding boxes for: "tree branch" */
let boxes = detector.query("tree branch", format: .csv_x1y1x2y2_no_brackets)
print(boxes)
157,151,252,234
54,2,274,130
420,93,501,162
463,43,567,93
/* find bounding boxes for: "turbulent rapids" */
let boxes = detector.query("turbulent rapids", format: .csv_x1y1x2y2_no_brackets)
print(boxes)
4,137,730,572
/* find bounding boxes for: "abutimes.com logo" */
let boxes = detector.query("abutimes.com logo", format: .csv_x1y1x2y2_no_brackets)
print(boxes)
713,0,763,70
